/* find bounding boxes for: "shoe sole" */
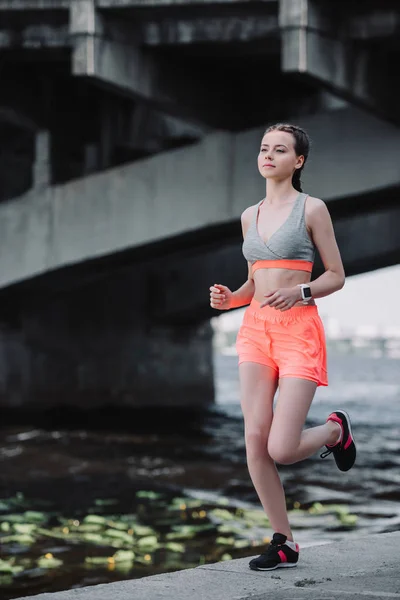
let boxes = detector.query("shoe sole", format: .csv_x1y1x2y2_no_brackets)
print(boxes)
333,409,356,471
250,563,298,571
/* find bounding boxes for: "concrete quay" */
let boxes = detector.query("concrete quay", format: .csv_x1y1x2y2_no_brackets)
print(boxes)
15,531,400,600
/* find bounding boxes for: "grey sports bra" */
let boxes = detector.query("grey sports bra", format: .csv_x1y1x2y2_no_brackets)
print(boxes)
242,192,315,273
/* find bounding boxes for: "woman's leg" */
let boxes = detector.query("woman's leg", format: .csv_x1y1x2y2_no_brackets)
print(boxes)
239,362,294,540
268,377,341,465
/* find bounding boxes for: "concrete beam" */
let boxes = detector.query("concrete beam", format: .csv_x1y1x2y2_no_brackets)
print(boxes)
70,0,232,125
0,0,68,8
279,0,400,123
0,23,69,49
97,0,276,7
347,9,400,40
0,105,400,292
142,14,278,45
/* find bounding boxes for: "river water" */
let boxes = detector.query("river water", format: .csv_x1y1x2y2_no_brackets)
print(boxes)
1,349,400,598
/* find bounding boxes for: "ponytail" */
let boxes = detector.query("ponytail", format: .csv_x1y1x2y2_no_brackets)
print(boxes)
292,167,303,193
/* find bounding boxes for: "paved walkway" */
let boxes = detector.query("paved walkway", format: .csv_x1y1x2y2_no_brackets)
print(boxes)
16,531,400,600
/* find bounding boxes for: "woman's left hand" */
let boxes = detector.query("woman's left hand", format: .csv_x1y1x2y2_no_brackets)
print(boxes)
260,286,301,311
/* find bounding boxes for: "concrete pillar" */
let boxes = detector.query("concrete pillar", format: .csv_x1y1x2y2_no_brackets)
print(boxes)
83,143,99,174
33,130,51,188
0,268,215,410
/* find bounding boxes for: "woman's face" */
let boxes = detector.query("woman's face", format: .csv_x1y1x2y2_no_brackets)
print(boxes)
257,130,304,181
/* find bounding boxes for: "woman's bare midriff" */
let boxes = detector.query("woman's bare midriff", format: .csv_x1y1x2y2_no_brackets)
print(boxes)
252,268,315,306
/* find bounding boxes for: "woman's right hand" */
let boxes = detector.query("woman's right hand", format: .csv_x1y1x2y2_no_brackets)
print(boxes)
209,284,233,310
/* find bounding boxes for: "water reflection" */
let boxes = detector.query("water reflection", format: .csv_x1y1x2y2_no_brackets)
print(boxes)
0,351,399,598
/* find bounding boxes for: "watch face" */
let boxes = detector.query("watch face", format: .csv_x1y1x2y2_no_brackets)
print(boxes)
303,286,312,299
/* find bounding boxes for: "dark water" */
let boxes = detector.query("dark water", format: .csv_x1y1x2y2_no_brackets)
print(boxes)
1,350,400,598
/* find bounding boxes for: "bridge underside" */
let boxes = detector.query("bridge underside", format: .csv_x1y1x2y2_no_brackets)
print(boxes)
1,0,399,409
1,0,400,201
1,182,399,410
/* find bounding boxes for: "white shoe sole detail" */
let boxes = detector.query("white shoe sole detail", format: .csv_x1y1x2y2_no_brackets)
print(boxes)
252,562,298,571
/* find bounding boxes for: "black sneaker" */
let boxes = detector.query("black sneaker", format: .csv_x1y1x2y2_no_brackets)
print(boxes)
249,533,299,571
320,409,356,472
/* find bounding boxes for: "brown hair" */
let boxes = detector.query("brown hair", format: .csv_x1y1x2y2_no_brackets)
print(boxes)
264,123,310,192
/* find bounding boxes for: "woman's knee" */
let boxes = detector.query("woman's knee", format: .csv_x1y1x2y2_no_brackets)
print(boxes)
245,428,269,461
267,438,297,465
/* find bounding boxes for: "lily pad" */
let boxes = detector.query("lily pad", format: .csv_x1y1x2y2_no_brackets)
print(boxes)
137,535,159,549
37,555,63,569
13,523,37,535
83,515,107,526
1,533,36,545
136,491,163,500
163,542,185,553
113,550,135,562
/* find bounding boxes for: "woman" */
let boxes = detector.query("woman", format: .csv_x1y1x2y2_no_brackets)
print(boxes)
209,123,356,571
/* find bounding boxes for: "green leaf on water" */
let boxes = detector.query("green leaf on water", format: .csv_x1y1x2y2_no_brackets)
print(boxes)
136,491,162,500
37,527,76,541
84,556,110,566
37,556,63,569
165,530,195,541
103,529,134,544
135,555,153,565
13,523,37,535
74,524,103,533
23,511,46,523
0,559,14,574
170,498,203,509
82,533,106,545
1,534,36,545
218,525,243,535
94,499,119,507
216,536,235,546
234,539,251,549
338,514,357,526
0,522,11,532
113,550,135,562
240,509,269,524
163,542,185,553
137,535,159,549
4,514,27,524
217,498,230,506
210,509,235,521
83,515,107,526
132,525,155,537
105,520,129,531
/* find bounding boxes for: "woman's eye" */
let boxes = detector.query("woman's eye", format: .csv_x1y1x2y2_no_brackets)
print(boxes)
276,149,285,153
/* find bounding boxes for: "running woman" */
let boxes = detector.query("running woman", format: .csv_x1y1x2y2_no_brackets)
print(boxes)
209,124,356,571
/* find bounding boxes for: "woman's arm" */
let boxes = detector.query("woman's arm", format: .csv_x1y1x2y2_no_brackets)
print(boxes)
209,207,256,310
231,207,256,307
307,197,345,299
230,262,255,308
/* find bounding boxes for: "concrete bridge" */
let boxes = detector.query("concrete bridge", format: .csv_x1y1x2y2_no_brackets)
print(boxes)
0,0,399,410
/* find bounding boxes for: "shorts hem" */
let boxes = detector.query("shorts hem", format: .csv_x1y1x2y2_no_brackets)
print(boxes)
238,358,278,372
279,374,328,387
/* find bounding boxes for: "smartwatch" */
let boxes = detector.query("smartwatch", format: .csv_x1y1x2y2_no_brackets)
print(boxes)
297,284,312,304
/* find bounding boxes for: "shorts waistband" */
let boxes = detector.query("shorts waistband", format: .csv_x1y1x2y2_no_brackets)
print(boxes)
246,298,319,322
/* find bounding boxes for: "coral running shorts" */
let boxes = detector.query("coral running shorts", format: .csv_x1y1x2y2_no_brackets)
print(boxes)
236,299,328,386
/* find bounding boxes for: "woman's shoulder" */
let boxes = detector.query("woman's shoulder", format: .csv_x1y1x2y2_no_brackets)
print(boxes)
304,195,327,213
241,203,259,223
